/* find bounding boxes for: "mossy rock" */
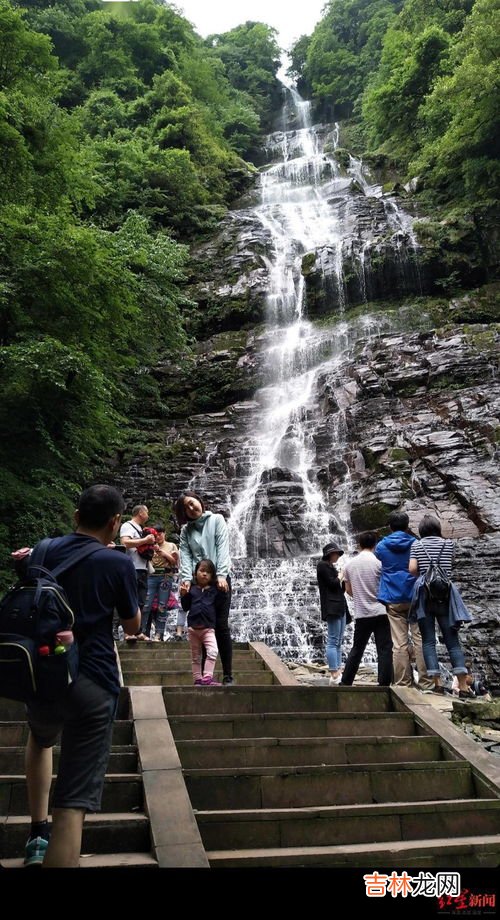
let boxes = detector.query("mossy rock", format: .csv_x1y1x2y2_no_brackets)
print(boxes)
332,147,350,170
350,502,395,531
450,284,500,325
301,251,317,276
388,447,411,462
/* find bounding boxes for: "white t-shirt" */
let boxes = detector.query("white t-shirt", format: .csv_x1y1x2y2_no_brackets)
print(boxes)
120,521,148,571
343,551,387,619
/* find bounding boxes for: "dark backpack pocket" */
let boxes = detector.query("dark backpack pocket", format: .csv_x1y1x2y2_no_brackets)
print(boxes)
35,642,79,702
0,636,37,702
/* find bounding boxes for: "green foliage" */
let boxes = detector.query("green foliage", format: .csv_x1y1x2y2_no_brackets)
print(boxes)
302,0,499,222
287,34,311,89
412,0,500,204
297,0,401,114
363,23,451,152
0,0,280,587
206,21,282,130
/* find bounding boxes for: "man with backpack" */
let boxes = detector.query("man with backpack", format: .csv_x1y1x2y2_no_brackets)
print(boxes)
375,511,433,692
23,485,140,867
408,515,471,698
119,504,155,640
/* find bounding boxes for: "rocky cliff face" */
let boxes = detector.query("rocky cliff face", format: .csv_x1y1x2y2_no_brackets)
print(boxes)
105,299,500,687
102,96,500,688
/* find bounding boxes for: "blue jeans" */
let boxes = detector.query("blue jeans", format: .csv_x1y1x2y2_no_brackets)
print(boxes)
418,605,467,676
141,575,173,638
326,615,346,671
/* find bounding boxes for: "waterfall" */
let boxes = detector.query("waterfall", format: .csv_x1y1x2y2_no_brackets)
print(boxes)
200,90,426,663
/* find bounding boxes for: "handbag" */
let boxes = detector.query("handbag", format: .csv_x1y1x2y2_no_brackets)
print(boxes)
166,590,179,610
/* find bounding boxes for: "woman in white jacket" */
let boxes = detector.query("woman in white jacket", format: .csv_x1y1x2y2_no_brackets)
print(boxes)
175,491,234,685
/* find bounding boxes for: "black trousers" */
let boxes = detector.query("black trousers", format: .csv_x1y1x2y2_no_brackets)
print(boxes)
136,569,149,634
341,614,393,686
201,576,233,679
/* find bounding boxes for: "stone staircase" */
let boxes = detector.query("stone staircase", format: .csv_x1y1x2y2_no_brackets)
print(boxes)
119,641,278,687
163,683,500,868
0,690,157,868
2,644,499,868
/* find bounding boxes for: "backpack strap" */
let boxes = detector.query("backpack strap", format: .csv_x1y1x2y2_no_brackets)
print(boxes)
29,538,53,572
421,544,433,567
51,542,108,578
435,541,446,566
128,523,143,539
28,540,108,582
422,541,446,568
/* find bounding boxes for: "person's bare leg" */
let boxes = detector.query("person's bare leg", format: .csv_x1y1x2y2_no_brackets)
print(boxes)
43,807,85,867
25,732,52,823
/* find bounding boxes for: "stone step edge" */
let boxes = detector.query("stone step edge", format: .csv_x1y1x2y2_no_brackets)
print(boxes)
1,812,149,827
184,760,471,778
0,746,137,755
163,685,390,693
1,852,157,869
169,711,412,722
206,834,500,864
195,797,500,822
121,669,269,674
176,735,437,748
0,773,142,782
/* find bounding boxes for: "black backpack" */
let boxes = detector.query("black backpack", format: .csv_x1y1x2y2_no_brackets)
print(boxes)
422,542,451,603
0,538,106,703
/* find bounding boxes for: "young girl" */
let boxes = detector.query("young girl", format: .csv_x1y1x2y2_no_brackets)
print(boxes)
180,559,223,686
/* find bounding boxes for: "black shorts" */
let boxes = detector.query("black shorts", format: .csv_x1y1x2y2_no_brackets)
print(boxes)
26,674,118,812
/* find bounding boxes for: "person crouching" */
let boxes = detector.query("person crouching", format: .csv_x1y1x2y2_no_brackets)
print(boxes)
180,559,223,687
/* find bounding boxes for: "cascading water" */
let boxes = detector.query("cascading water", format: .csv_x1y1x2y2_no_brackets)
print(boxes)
197,89,427,663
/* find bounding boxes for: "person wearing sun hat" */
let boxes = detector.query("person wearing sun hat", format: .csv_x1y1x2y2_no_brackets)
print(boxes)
316,541,349,685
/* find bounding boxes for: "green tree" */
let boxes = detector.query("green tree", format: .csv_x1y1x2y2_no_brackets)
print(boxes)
206,21,282,130
413,0,500,203
301,0,401,115
363,23,451,151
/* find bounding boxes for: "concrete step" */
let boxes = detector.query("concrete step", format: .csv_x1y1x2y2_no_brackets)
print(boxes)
0,813,151,859
0,774,143,815
1,852,157,868
163,686,392,716
176,735,442,769
125,670,275,686
121,657,266,673
169,711,417,740
184,761,475,810
0,746,138,775
196,798,500,851
0,720,134,747
118,647,260,661
206,833,500,868
119,641,251,653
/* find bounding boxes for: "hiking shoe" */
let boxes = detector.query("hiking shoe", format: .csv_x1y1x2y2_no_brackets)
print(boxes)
24,836,48,867
458,689,475,701
222,676,235,685
201,676,222,686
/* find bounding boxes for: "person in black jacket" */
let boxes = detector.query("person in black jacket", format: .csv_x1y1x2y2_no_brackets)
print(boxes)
317,541,349,685
180,558,224,686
